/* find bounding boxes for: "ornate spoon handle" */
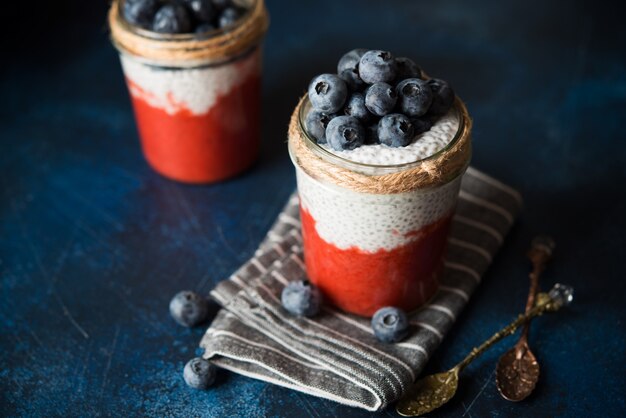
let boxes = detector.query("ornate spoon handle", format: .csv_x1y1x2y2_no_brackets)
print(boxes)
455,284,572,372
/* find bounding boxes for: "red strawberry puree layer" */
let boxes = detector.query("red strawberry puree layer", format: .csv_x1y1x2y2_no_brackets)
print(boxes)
126,73,260,183
300,207,452,317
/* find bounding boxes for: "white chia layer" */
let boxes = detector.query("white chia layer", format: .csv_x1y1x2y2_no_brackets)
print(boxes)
296,167,462,252
322,108,459,165
119,47,261,116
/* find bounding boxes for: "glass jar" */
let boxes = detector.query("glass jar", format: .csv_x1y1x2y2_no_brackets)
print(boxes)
109,0,268,183
289,98,471,317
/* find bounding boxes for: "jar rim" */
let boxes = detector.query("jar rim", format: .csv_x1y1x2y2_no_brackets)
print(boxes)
297,95,469,176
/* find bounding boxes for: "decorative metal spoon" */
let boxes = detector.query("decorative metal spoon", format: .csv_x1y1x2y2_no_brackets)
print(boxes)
495,235,555,401
396,283,574,417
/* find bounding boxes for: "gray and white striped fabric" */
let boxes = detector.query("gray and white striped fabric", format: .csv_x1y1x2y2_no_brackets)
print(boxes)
200,167,522,411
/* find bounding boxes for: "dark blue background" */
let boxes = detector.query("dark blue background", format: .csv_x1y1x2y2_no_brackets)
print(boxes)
1,0,625,416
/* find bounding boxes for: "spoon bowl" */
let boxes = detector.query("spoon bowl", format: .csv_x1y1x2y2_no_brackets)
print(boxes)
495,343,540,401
397,368,459,416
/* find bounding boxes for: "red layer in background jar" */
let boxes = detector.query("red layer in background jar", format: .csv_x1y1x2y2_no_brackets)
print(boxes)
126,73,261,184
300,207,452,317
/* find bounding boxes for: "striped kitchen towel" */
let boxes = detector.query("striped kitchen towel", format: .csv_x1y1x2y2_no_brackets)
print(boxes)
200,167,522,411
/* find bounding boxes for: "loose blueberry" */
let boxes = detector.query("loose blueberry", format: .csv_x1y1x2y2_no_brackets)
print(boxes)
182,0,216,22
122,0,160,29
195,22,216,34
394,57,423,82
371,306,409,343
281,280,322,317
183,357,217,389
410,116,433,136
308,74,348,113
427,78,455,116
218,7,242,28
153,4,192,34
396,78,433,117
339,69,367,91
169,290,209,327
365,82,397,116
344,93,372,123
305,110,336,144
378,114,415,148
337,48,368,75
359,50,397,84
325,116,366,151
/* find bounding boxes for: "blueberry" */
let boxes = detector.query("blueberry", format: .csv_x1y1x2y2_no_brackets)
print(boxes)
410,116,433,136
183,357,217,389
122,0,160,29
427,78,455,116
344,93,372,123
195,22,216,34
378,114,415,148
305,110,336,144
153,4,192,34
359,50,397,84
365,82,397,116
371,307,409,343
169,290,209,327
394,57,423,82
218,7,242,28
396,78,433,117
281,280,322,317
182,0,216,22
339,69,367,91
337,48,368,75
308,74,348,113
326,116,366,151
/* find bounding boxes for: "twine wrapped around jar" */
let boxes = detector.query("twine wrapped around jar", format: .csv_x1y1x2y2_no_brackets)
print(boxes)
108,0,269,65
288,96,472,195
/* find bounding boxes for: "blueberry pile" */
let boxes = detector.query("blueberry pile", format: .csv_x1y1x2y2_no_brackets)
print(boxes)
305,49,455,151
122,0,247,34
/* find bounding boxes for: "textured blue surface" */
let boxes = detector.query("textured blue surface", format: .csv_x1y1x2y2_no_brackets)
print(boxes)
1,0,625,416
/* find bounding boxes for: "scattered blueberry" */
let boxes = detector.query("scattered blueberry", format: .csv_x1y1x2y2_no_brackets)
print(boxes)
182,0,216,22
123,0,160,29
410,116,433,136
195,22,216,34
378,114,414,148
308,74,348,113
281,280,322,317
359,50,397,84
305,110,336,144
183,357,217,389
344,93,372,123
371,306,409,343
337,48,368,75
396,78,433,117
427,78,455,116
326,116,366,151
153,4,192,34
169,290,209,327
219,6,242,28
394,57,422,82
365,82,397,116
339,69,367,91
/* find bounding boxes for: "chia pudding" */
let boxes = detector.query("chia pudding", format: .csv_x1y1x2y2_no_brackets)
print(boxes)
109,0,268,183
288,50,471,317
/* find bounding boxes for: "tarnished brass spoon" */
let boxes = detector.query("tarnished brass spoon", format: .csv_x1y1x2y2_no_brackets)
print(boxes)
495,235,555,401
396,283,574,417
